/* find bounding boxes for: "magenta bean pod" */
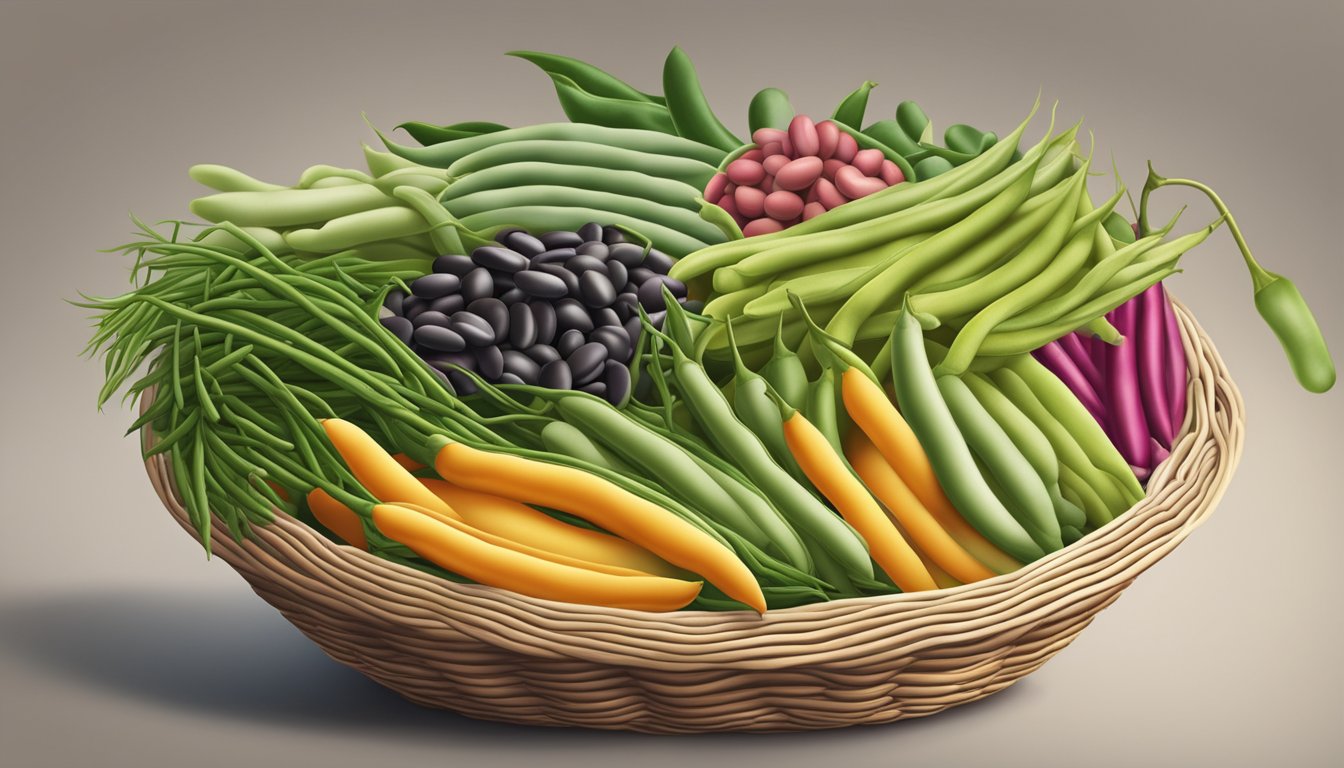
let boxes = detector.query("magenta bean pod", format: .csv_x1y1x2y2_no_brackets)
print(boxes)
774,156,824,191
1158,284,1188,440
834,164,888,199
1059,332,1103,392
1033,341,1107,423
1135,285,1175,447
1104,301,1152,469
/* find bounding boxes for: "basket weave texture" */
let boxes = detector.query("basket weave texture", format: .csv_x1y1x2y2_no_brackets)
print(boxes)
142,301,1243,733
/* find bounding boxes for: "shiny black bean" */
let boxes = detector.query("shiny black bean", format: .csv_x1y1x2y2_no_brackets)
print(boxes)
411,273,461,299
472,245,528,273
411,310,451,329
380,316,414,345
449,312,496,347
433,254,475,276
429,293,465,315
605,260,628,290
556,328,585,358
565,254,606,275
493,272,516,292
591,307,621,328
577,222,603,243
612,300,635,321
554,299,594,334
531,247,576,265
532,263,580,296
497,372,526,386
500,288,527,305
504,231,546,257
643,249,675,273
628,267,656,285
414,325,466,352
383,289,406,316
681,299,705,315
493,226,525,245
403,296,428,321
578,270,617,308
576,241,609,260
601,225,626,244
608,242,647,268
461,267,494,302
539,359,573,390
590,325,632,362
507,303,535,348
637,275,687,311
524,343,561,366
567,342,608,386
501,350,541,384
623,316,643,354
579,381,608,398
646,310,667,329
540,230,584,249
529,301,557,346
513,269,568,299
447,370,478,395
468,298,509,343
603,361,631,405
474,344,505,381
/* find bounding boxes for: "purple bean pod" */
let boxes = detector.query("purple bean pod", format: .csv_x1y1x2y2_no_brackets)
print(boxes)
1059,331,1104,393
1105,300,1152,469
1158,283,1188,442
1033,340,1107,422
1136,284,1175,447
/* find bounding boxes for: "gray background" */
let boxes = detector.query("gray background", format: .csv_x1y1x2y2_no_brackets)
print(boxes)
2,1,1340,765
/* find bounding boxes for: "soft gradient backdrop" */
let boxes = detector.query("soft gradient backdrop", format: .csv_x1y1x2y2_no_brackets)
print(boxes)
2,1,1340,766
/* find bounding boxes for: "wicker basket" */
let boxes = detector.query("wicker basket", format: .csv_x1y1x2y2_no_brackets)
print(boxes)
140,300,1243,733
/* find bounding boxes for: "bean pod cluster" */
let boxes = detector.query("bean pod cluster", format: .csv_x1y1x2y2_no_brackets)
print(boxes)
705,115,906,236
380,223,691,404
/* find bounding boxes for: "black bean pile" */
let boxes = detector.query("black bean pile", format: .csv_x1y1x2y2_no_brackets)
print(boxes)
380,222,696,405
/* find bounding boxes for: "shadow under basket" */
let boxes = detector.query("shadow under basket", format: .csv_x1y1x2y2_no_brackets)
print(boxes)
141,300,1244,734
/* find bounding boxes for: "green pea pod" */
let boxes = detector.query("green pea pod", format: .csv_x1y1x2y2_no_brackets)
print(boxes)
895,100,932,144
662,46,742,152
1256,277,1336,393
944,124,998,155
806,367,846,457
888,303,1045,563
1103,210,1136,245
760,316,810,411
547,73,677,134
914,155,955,179
862,119,924,158
748,87,794,134
396,121,509,147
726,320,810,486
507,50,664,104
539,419,632,473
832,80,878,128
696,196,744,241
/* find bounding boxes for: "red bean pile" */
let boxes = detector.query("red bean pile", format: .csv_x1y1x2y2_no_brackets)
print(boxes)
704,115,906,237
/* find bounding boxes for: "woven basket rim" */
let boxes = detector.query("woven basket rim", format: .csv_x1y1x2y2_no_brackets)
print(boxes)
139,298,1244,668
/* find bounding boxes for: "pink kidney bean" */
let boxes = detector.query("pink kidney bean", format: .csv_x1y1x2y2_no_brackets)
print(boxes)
762,154,790,176
851,148,884,177
802,202,828,221
726,158,766,186
833,132,858,163
787,115,820,158
812,177,848,209
703,173,729,204
740,148,765,163
743,218,785,237
780,135,794,157
735,185,767,219
717,194,744,225
834,165,888,199
821,158,847,182
815,120,840,160
879,159,905,186
758,175,774,194
760,141,784,157
763,189,805,221
752,128,787,147
774,156,824,191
